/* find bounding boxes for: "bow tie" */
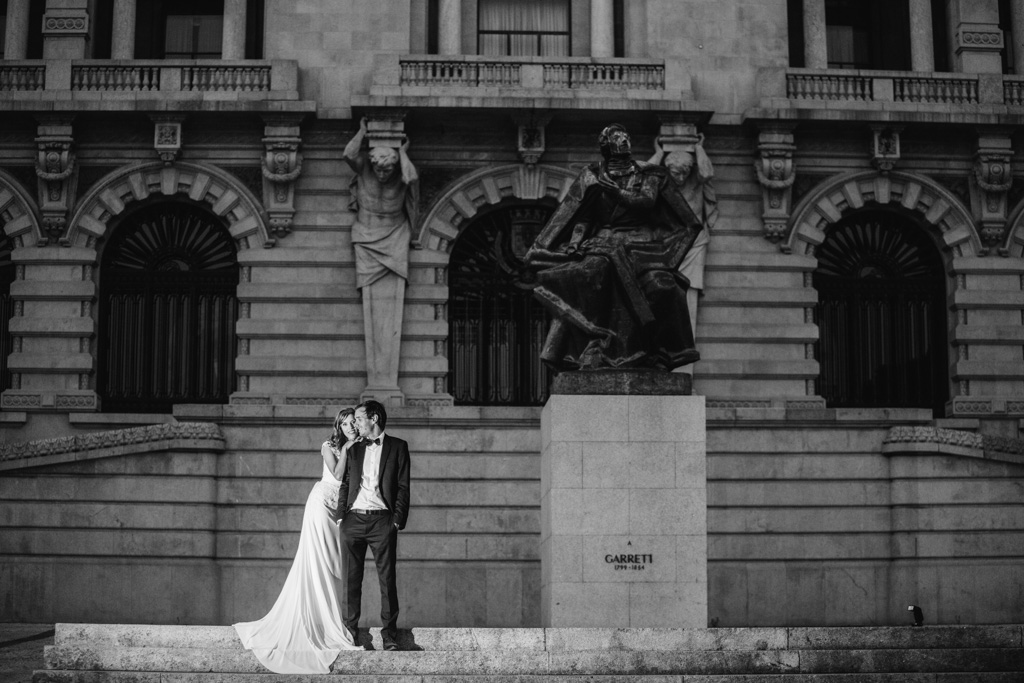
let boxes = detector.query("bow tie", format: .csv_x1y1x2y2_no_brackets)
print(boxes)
367,438,381,446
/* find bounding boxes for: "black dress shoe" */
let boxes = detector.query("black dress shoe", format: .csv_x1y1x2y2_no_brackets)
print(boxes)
381,632,399,651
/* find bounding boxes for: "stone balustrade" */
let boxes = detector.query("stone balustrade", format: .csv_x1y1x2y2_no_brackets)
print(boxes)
785,69,984,104
398,55,665,90
0,59,299,108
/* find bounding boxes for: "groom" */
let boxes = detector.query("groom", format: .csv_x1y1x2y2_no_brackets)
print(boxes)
339,399,411,651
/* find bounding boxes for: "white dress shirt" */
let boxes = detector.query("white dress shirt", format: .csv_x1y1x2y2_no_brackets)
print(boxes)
351,433,388,511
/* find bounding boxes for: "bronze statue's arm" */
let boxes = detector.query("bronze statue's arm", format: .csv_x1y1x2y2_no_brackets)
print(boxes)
598,171,660,208
342,117,367,172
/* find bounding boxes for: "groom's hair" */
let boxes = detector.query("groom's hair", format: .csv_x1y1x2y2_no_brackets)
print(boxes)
357,399,388,430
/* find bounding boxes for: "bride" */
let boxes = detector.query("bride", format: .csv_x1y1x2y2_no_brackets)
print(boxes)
235,408,365,673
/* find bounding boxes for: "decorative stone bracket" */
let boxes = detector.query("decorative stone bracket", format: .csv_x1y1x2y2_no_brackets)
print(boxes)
152,115,184,165
261,115,305,238
755,125,796,244
34,117,76,245
971,130,1013,250
871,125,901,174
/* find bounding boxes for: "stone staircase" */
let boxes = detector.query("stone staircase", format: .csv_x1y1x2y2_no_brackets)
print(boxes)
34,623,1024,681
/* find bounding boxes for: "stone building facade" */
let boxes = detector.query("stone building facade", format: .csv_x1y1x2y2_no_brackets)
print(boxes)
1,0,1023,627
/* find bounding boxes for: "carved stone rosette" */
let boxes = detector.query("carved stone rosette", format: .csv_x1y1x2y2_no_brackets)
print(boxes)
755,126,796,243
261,115,305,238
970,131,1013,250
34,118,76,245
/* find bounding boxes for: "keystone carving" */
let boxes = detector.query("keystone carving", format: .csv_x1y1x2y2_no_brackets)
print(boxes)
755,125,796,243
512,112,551,166
152,116,184,164
871,126,901,174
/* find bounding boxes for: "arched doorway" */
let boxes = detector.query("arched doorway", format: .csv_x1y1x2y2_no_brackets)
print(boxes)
0,232,14,391
98,201,239,413
813,208,949,415
448,201,554,405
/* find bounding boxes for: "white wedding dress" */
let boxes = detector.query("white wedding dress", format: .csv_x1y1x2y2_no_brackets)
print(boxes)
235,445,363,673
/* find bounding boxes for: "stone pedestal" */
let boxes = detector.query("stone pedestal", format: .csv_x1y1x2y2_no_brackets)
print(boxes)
540,375,707,627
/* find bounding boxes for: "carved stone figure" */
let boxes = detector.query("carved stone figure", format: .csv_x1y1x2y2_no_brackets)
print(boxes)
648,133,717,371
343,117,419,405
525,124,702,372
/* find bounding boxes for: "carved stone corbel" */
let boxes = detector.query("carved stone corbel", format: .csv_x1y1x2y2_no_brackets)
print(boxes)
512,112,551,166
871,125,902,174
971,130,1013,250
261,115,305,238
152,115,185,164
755,125,796,243
35,117,76,246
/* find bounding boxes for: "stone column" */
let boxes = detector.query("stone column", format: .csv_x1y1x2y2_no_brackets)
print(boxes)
110,0,136,59
803,0,828,68
222,0,247,60
590,0,615,58
438,0,461,55
4,0,30,59
909,0,935,71
1011,0,1024,75
540,379,707,627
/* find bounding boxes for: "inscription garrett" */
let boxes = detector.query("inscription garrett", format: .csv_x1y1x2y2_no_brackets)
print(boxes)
605,553,653,571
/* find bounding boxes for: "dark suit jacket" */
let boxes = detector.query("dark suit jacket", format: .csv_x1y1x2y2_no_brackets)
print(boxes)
339,434,411,530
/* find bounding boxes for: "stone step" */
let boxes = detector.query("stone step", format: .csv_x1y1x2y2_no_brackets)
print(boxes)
40,645,1024,676
52,624,1024,652
31,673,1024,683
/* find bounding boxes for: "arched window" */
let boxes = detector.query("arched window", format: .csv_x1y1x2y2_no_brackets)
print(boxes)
99,201,239,413
814,209,949,416
448,201,554,405
0,232,13,391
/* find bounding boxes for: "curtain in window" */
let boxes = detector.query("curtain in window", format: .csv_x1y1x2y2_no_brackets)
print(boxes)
478,0,569,56
165,15,223,58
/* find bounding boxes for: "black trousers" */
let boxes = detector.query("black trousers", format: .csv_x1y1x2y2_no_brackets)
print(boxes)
340,510,399,637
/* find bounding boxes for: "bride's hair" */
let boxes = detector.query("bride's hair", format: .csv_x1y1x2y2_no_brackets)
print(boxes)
329,407,355,449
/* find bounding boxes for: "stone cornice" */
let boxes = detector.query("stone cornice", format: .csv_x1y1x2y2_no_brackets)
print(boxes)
882,425,1024,466
0,422,225,471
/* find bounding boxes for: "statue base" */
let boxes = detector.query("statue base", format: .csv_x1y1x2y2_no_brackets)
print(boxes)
359,386,405,408
540,392,707,627
551,370,692,396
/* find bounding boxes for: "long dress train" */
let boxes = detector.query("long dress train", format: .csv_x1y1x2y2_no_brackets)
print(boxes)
234,449,363,673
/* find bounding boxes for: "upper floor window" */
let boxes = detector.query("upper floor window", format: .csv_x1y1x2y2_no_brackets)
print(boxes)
165,13,224,59
477,0,570,57
826,0,909,70
132,0,263,60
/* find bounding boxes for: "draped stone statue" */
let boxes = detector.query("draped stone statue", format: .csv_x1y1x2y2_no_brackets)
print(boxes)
524,124,703,373
648,132,717,374
343,117,419,405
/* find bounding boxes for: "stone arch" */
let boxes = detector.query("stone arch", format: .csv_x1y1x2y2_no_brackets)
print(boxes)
785,171,981,258
1000,197,1024,257
416,164,577,252
66,161,273,250
0,169,43,248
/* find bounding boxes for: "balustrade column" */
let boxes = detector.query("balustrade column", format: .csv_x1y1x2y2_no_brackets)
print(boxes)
110,0,136,59
909,0,935,71
591,0,615,58
1011,0,1024,74
222,0,247,60
4,0,30,59
438,0,461,55
803,0,828,68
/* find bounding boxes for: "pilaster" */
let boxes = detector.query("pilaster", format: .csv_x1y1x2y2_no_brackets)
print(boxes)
110,0,136,59
4,0,31,60
222,0,247,60
803,0,827,68
438,0,462,56
41,0,89,60
590,0,615,58
909,0,935,72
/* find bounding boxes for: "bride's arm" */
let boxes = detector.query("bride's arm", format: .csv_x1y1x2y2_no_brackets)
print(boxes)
321,440,353,482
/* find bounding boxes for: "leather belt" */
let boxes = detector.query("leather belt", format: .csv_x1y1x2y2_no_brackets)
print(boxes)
351,508,388,515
